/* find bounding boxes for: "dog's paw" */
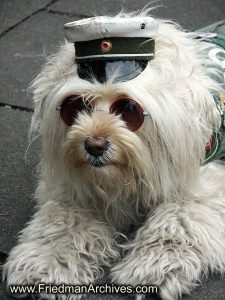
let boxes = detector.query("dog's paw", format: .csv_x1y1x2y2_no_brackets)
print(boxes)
3,242,95,300
111,250,198,300
158,271,197,300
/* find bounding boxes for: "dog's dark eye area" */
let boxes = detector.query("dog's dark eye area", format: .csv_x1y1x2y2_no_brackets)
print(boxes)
110,98,145,131
57,95,92,127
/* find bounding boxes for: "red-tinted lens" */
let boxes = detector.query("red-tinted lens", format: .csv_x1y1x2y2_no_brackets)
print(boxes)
59,95,91,126
110,98,144,131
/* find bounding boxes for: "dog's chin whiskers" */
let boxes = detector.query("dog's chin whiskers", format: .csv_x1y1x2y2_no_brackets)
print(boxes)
85,147,119,168
88,155,108,168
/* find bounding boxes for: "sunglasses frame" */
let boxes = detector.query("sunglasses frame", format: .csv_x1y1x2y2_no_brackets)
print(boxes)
56,95,150,131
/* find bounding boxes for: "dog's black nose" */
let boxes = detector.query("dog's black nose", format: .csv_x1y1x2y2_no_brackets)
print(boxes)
85,136,109,157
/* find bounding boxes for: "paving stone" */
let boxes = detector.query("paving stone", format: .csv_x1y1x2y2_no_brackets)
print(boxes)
186,273,225,300
0,107,40,254
49,0,225,30
0,11,77,108
0,0,53,36
0,282,15,300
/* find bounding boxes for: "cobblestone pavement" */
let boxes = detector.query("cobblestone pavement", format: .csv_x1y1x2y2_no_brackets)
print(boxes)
0,0,224,299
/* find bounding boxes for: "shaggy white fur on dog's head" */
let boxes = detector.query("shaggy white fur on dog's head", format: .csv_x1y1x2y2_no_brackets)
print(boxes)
30,11,221,224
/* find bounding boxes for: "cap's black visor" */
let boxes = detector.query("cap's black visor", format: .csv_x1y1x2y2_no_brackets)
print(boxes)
77,60,148,84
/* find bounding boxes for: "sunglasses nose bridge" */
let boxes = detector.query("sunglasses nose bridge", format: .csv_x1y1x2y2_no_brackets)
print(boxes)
93,101,111,114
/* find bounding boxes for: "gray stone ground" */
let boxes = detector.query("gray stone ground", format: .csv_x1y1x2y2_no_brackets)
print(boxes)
0,0,224,299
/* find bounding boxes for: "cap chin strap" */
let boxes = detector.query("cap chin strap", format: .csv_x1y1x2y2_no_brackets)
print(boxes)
77,60,148,83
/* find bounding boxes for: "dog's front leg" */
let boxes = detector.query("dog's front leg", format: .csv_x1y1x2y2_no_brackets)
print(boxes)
111,200,225,300
4,200,118,299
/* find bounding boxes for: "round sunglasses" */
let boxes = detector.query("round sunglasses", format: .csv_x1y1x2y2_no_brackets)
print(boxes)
56,95,149,132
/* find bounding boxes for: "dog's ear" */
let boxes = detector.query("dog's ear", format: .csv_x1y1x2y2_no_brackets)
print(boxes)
29,69,48,136
29,43,75,136
158,22,222,119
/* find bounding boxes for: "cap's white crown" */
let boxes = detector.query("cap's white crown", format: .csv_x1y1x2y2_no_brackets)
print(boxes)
64,16,159,42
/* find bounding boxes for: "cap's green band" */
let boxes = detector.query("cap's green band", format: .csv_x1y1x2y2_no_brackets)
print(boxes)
75,37,155,62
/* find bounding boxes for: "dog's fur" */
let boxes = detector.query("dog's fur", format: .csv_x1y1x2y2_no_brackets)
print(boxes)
3,10,225,300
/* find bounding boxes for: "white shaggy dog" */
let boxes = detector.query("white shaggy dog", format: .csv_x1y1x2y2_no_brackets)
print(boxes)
3,10,225,300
